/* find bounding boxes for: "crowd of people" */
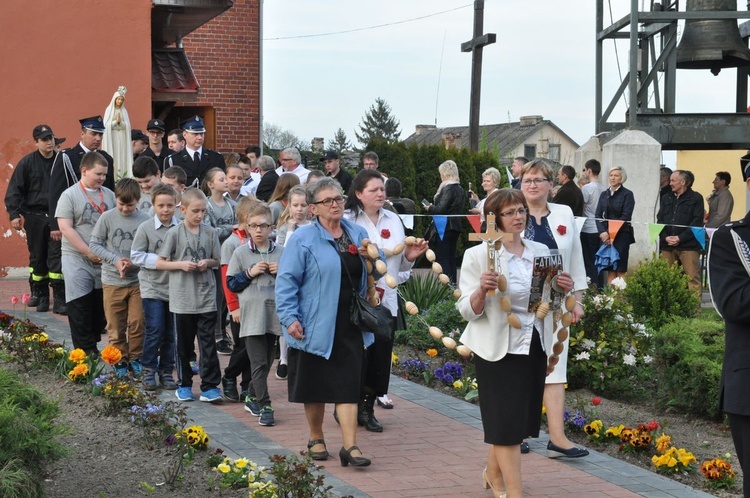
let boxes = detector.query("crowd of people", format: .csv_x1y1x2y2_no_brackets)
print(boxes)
5,114,739,494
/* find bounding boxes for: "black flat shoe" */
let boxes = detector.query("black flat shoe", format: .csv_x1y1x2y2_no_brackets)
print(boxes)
339,445,371,467
520,441,530,454
546,441,589,459
307,439,329,461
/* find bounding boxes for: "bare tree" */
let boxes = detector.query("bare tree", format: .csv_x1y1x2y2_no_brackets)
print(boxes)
263,122,306,150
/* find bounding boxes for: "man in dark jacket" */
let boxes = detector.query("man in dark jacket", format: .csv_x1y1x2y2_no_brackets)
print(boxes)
5,124,57,311
322,151,353,194
657,169,705,293
48,116,115,314
164,116,224,187
707,161,750,494
254,155,279,202
553,165,584,216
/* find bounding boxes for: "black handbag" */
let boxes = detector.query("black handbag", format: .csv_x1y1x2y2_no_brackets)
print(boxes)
334,242,393,341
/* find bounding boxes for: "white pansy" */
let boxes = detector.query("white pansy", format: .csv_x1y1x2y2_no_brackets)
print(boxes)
581,339,596,350
575,351,591,361
611,277,627,290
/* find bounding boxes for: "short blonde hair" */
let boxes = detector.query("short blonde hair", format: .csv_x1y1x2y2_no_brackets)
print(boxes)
482,167,502,187
181,187,207,207
609,165,628,183
522,158,553,181
438,160,460,181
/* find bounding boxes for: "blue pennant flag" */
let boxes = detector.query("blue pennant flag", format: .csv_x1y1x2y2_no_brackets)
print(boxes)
690,227,706,250
433,216,448,241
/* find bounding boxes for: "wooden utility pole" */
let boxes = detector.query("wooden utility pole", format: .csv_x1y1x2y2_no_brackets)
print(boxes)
461,0,496,153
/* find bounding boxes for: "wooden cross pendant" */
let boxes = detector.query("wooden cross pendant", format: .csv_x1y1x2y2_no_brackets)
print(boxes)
467,212,508,296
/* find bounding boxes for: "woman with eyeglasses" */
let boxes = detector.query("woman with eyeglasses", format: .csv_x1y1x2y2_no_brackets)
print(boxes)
344,170,429,430
519,159,588,459
276,177,387,468
458,189,575,498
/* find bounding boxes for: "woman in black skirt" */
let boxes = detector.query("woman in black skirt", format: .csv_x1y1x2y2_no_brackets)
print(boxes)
457,189,575,498
595,166,636,286
275,178,386,468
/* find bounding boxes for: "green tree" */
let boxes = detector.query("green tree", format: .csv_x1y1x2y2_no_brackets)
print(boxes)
327,128,352,153
355,98,401,146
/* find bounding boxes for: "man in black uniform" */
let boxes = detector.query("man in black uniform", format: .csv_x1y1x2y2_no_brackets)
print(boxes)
48,115,115,314
322,151,353,193
4,124,57,311
140,119,171,171
707,161,750,496
165,116,223,187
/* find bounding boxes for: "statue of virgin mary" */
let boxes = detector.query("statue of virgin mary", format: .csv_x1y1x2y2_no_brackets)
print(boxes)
102,86,132,179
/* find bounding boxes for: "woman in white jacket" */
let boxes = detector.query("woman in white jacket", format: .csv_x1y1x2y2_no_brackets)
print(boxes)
458,189,575,498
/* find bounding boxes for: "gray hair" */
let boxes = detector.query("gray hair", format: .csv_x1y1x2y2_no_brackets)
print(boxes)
306,177,342,205
281,147,301,165
482,167,502,187
610,165,627,183
438,160,460,182
257,155,276,172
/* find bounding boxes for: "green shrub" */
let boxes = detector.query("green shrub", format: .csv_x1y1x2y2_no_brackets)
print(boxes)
399,272,453,311
568,282,655,398
653,316,724,419
396,298,465,354
0,459,36,498
0,368,67,488
624,257,700,330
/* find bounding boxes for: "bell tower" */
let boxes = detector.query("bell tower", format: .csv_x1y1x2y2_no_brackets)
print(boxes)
595,0,750,150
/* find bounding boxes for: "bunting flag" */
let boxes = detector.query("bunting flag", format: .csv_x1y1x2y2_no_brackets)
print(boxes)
401,215,414,230
609,220,624,241
691,227,707,250
648,223,665,245
574,216,586,234
706,227,717,239
433,216,448,241
466,215,482,233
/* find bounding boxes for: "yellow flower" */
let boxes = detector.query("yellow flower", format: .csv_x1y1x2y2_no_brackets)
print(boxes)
39,332,49,343
55,347,65,356
71,363,88,377
453,380,463,389
391,352,399,365
68,348,86,364
541,405,546,415
101,345,123,366
605,424,625,438
656,434,672,454
426,348,438,357
677,448,696,466
234,457,248,469
217,463,231,473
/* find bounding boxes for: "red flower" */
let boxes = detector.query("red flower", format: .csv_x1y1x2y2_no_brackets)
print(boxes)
381,229,391,239
21,293,31,305
592,396,602,406
348,244,358,255
557,225,567,235
10,296,18,305
645,420,659,432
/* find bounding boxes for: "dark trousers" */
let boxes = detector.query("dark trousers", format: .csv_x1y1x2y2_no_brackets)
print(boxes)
23,212,60,283
244,334,277,406
434,230,460,284
224,319,252,390
67,289,104,355
580,231,603,290
362,316,396,396
175,312,221,391
141,298,176,373
728,413,750,497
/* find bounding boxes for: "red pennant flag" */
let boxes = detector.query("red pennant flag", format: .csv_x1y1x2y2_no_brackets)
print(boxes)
609,220,624,241
467,215,482,233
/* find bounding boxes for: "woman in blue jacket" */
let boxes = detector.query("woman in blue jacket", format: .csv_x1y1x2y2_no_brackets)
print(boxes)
276,177,384,468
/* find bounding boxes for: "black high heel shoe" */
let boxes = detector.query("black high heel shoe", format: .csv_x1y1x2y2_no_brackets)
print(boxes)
307,439,329,461
339,446,371,467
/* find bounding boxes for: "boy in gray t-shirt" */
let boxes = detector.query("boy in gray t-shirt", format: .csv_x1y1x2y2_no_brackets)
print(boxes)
157,188,223,403
131,184,181,391
90,178,150,376
55,151,116,355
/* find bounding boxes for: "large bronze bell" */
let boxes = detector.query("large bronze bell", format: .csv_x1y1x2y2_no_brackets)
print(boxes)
676,0,750,75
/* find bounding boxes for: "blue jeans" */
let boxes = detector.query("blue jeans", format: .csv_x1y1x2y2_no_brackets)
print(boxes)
141,298,176,373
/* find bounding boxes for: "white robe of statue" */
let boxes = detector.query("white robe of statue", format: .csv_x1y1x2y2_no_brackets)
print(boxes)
102,86,132,179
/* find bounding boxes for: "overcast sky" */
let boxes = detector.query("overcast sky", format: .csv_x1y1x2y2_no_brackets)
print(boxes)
262,1,749,167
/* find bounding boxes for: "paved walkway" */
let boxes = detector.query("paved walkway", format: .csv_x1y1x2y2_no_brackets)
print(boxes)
0,277,714,497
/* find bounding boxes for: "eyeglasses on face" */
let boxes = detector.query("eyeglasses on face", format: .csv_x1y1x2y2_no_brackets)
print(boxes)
499,207,528,218
314,196,346,207
248,223,273,230
521,178,550,186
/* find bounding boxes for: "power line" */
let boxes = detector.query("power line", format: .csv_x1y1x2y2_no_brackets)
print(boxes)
264,3,473,41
